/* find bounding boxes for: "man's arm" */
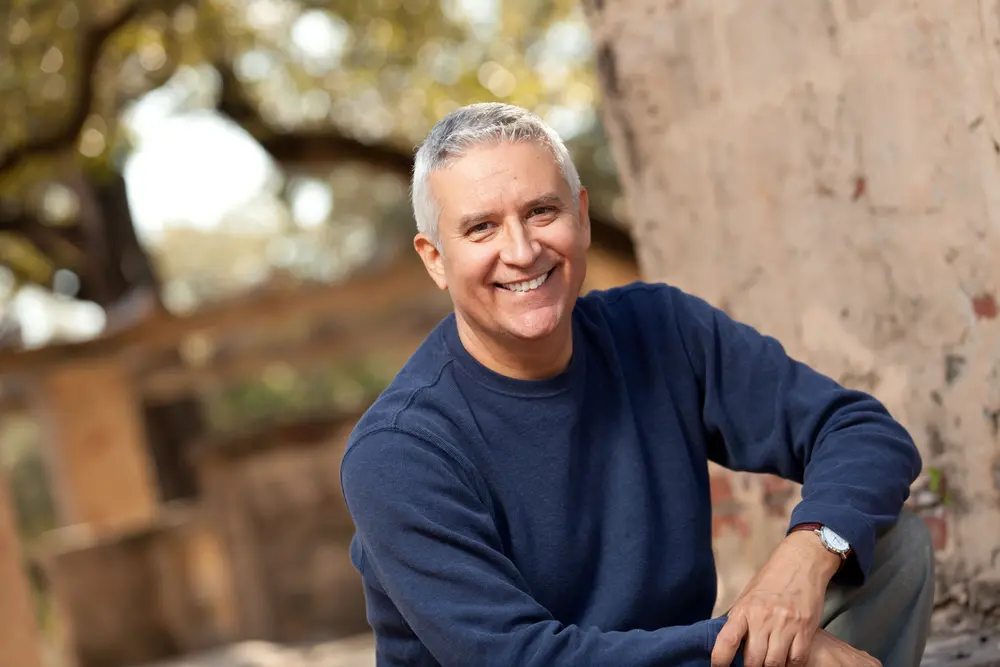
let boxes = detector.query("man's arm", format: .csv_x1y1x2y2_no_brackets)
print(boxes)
341,428,730,667
659,286,921,667
664,285,921,582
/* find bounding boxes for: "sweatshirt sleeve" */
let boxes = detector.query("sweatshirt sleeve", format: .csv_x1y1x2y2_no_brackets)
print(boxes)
341,428,732,667
663,286,922,584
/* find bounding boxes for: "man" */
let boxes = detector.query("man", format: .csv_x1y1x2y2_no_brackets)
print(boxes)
340,102,934,667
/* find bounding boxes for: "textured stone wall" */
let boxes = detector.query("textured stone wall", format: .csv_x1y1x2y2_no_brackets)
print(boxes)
584,0,1000,626
40,503,236,667
0,469,43,667
193,412,368,645
31,358,159,533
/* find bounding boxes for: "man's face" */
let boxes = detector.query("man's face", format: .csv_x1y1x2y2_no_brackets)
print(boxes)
415,141,591,345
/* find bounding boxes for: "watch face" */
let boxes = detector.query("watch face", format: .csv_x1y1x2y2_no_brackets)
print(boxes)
820,526,850,553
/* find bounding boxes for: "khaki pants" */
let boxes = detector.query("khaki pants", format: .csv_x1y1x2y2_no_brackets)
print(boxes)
822,510,936,667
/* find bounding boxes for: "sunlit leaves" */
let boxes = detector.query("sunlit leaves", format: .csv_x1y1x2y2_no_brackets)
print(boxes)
208,0,602,155
0,0,623,302
0,233,54,286
78,114,110,158
40,46,65,74
41,182,80,225
0,0,205,286
57,3,81,29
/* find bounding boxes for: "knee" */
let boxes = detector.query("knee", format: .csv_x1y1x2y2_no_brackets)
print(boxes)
881,510,935,588
892,510,933,555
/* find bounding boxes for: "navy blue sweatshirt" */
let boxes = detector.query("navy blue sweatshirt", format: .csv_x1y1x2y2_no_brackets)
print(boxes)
340,282,921,667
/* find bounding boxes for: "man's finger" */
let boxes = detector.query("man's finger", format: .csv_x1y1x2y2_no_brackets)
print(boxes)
762,628,795,667
711,614,749,667
742,625,770,667
787,631,812,667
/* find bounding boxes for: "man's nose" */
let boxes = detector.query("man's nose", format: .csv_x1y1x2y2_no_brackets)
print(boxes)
498,221,541,267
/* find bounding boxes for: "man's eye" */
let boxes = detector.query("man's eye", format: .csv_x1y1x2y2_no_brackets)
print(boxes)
529,206,556,217
468,222,492,235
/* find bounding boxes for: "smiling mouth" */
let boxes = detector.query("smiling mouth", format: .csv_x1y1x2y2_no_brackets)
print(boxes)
496,269,553,293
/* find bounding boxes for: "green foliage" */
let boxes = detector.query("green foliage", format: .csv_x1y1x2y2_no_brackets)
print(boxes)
926,465,952,506
0,416,58,543
203,355,398,430
927,466,943,494
0,0,622,305
8,451,58,542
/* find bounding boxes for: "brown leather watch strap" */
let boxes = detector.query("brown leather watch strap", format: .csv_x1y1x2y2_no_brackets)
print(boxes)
788,522,824,534
789,522,851,561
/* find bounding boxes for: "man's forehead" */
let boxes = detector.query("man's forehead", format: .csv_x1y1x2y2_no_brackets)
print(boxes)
430,142,566,207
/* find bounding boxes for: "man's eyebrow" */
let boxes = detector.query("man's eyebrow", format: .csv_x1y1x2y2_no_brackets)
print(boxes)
457,194,566,232
458,210,496,232
523,193,565,209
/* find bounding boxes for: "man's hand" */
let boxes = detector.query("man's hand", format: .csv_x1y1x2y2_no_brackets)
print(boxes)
711,530,843,667
805,629,881,667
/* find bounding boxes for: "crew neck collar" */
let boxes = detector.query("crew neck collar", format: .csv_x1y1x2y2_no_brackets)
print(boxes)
442,313,584,398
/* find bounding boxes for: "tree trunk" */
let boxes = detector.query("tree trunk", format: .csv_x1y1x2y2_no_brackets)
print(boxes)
76,171,161,308
585,0,1000,626
76,170,205,501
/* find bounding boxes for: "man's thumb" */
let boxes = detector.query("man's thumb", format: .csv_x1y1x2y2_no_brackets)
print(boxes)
711,613,748,667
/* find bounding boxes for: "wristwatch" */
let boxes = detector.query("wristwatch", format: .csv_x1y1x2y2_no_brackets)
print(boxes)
789,522,851,560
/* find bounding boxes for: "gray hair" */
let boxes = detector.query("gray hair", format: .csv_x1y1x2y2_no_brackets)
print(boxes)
411,102,582,244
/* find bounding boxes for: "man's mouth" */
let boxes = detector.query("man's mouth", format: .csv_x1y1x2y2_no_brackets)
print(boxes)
496,269,553,293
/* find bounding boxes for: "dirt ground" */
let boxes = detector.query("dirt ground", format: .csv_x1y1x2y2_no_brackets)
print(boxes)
141,631,1000,667
141,634,376,667
922,633,1000,667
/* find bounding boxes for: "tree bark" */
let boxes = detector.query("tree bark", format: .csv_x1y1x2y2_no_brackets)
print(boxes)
586,0,1000,626
0,0,190,176
74,170,206,502
74,171,160,307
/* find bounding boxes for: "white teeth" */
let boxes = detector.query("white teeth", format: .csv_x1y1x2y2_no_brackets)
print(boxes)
502,271,550,293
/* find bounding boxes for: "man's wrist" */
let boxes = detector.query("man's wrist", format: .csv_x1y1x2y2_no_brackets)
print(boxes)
784,527,843,581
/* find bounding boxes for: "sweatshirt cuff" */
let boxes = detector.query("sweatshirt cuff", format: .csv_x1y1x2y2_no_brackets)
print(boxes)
703,616,745,667
787,502,875,586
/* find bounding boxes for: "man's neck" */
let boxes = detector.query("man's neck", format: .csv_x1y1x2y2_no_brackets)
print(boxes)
454,315,573,381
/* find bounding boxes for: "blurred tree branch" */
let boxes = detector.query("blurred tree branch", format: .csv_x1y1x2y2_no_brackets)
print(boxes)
0,0,195,307
0,204,86,270
215,62,636,259
0,0,193,178
216,61,416,175
0,173,157,310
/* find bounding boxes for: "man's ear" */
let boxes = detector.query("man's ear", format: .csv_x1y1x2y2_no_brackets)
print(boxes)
414,233,448,290
577,187,592,250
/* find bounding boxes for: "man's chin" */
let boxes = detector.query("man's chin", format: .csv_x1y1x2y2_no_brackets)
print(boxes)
500,307,566,342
